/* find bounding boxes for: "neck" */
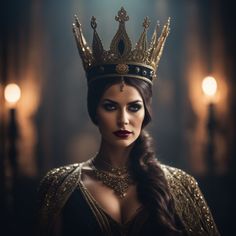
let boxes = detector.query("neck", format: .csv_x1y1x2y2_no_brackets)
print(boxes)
95,140,133,168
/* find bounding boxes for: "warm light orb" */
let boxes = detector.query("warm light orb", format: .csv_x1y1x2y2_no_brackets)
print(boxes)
4,83,21,104
202,76,217,97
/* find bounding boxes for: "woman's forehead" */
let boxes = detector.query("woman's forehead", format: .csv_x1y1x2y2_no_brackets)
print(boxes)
101,83,143,102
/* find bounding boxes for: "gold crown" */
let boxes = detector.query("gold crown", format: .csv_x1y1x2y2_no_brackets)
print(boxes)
73,7,170,85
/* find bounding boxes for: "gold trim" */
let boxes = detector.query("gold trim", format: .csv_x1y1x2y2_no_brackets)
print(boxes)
78,163,113,234
88,74,153,85
115,64,129,74
73,7,170,83
92,62,155,71
38,162,220,235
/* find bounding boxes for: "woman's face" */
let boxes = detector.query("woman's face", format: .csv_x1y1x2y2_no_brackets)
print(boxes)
96,83,145,148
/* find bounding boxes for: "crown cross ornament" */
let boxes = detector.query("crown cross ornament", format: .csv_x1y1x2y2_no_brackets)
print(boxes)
73,7,170,85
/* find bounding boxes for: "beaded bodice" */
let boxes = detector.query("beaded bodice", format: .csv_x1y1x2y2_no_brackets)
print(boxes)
37,163,220,235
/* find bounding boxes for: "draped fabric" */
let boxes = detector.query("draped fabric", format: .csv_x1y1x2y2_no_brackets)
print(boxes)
37,162,220,236
62,187,159,235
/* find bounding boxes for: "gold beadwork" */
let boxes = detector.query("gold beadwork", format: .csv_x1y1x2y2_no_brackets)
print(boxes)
38,163,220,235
116,64,129,74
73,7,170,84
162,165,220,235
90,159,132,198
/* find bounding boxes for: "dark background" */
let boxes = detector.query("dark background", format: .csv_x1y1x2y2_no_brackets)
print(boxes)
0,0,236,235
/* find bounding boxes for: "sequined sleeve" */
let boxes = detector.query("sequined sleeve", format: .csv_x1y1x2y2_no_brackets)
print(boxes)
37,163,81,236
162,165,220,236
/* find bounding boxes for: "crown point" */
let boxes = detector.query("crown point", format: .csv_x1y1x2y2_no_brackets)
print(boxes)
91,16,97,29
74,15,81,28
72,23,76,32
164,18,171,34
166,17,171,28
115,7,129,23
143,17,150,29
73,8,170,84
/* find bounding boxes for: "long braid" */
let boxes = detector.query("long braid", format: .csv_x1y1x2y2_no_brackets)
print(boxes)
130,130,183,235
87,77,184,234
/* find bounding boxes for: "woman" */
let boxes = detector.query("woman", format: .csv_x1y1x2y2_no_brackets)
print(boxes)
37,7,220,236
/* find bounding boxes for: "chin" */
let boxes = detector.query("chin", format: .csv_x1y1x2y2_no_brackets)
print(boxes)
109,138,136,148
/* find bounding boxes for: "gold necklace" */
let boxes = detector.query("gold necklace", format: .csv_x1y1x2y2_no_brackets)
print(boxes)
95,158,129,176
90,159,133,198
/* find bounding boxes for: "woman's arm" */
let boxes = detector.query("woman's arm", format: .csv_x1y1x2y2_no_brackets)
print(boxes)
36,163,81,236
162,165,220,236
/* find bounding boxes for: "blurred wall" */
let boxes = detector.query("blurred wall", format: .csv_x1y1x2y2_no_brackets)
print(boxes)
1,0,236,235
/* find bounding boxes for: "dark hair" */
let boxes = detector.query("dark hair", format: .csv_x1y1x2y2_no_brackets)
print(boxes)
87,77,183,234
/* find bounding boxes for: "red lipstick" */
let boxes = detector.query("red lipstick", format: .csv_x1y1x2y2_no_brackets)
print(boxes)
113,130,132,138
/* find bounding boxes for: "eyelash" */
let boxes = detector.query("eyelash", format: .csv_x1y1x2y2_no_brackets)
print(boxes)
102,103,142,112
103,103,116,111
128,104,142,112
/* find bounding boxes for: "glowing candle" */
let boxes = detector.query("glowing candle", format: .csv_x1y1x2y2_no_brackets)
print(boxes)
4,83,21,106
202,76,217,98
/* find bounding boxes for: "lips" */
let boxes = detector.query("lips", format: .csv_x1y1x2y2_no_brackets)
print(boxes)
113,130,132,138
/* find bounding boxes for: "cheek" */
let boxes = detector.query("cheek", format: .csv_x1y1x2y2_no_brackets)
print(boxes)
133,111,145,129
96,111,115,129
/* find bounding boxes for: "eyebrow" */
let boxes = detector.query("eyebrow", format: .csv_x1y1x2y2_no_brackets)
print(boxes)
102,99,143,105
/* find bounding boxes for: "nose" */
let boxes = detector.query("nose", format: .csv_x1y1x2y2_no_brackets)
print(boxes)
117,109,129,127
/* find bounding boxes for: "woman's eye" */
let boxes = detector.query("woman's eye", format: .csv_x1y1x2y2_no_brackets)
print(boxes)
103,103,116,111
128,104,142,112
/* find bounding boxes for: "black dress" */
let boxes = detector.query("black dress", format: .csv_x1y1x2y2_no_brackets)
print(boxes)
62,186,161,235
37,162,220,236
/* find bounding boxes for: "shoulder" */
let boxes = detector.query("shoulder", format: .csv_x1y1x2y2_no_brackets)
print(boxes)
160,164,201,210
160,164,220,235
38,162,89,205
160,164,198,191
39,163,81,188
38,163,81,198
37,163,84,235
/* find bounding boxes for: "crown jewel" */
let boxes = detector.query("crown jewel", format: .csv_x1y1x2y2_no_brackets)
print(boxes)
73,7,170,85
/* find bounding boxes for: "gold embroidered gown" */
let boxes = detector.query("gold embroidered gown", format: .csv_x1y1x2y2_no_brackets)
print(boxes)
37,162,220,235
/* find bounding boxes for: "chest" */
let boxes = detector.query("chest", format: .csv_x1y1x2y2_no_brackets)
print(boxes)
82,174,142,224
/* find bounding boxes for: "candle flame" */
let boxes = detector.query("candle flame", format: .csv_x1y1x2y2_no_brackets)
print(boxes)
4,83,21,104
202,76,217,97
